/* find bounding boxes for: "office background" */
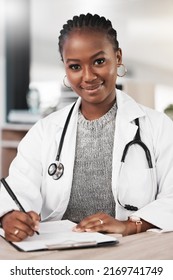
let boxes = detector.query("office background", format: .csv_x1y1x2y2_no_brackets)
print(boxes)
0,0,173,177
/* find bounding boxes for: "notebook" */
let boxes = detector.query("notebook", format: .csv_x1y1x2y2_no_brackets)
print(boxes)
0,220,119,252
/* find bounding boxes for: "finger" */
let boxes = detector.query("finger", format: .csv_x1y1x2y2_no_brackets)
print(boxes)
74,215,105,232
85,225,105,232
2,211,35,241
5,228,29,242
83,219,106,232
10,212,37,237
15,212,40,232
76,213,102,228
27,211,40,222
27,211,40,232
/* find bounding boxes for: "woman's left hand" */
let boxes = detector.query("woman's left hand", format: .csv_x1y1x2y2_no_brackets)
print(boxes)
73,212,128,235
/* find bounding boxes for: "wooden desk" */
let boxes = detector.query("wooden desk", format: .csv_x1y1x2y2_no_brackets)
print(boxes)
0,231,173,260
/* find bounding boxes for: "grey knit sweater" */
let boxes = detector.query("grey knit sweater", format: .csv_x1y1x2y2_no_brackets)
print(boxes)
62,103,117,223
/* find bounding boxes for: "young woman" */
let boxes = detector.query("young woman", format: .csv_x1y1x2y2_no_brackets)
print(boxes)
1,13,173,242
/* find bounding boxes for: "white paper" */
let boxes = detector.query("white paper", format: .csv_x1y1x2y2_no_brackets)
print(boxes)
0,220,117,251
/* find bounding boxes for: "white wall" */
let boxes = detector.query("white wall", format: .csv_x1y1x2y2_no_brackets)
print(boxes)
1,0,173,117
30,0,173,87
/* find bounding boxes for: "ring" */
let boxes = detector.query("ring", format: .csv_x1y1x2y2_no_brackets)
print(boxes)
98,219,104,225
14,229,19,236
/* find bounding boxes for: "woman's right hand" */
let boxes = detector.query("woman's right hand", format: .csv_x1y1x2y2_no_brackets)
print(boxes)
1,210,40,242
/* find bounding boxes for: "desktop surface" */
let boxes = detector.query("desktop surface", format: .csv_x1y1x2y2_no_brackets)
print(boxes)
0,231,173,260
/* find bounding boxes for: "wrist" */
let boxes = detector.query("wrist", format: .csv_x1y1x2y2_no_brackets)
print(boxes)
123,216,142,236
0,210,14,228
128,216,142,234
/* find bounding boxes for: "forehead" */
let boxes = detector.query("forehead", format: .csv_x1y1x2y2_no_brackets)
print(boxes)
62,29,115,59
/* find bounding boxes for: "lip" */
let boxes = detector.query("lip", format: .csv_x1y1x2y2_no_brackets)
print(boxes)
80,83,103,93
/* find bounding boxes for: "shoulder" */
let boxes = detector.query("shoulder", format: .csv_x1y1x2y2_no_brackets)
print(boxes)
32,101,78,131
116,89,173,138
139,102,173,130
117,89,172,124
133,96,173,142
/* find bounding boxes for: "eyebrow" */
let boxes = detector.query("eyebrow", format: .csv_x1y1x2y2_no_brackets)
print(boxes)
65,51,106,63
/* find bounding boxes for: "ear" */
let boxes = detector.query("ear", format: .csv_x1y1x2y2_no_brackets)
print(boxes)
116,48,122,65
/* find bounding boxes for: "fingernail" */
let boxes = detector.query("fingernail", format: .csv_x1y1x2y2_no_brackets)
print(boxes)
85,228,92,232
34,223,39,230
72,226,82,232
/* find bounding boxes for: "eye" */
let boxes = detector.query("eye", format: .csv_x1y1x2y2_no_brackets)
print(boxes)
94,58,105,65
69,64,81,71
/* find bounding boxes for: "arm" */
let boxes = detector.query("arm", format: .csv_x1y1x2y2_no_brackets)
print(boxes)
0,121,43,218
73,212,156,236
0,121,44,240
134,113,173,230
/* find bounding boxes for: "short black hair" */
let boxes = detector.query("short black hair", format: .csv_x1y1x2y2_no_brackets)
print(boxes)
58,13,119,60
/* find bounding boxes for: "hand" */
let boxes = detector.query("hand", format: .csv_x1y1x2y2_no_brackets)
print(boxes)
73,212,128,235
1,210,40,242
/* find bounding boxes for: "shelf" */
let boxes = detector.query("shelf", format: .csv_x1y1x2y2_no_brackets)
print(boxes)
0,124,30,178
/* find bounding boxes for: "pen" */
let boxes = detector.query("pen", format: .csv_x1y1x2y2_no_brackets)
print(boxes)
0,177,39,235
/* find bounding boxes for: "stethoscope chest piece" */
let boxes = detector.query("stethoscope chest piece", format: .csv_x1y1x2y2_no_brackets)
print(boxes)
48,102,76,180
48,161,64,180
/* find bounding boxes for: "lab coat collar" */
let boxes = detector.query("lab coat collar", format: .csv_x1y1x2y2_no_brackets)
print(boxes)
50,97,81,127
114,89,146,161
49,89,145,127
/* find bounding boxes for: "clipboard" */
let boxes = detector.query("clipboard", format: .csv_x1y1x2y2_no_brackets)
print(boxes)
0,220,119,252
42,239,118,251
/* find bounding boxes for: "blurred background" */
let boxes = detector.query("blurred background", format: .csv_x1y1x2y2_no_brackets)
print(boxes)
0,0,173,177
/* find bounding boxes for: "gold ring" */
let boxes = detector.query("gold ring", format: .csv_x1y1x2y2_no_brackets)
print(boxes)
99,219,104,225
14,229,19,236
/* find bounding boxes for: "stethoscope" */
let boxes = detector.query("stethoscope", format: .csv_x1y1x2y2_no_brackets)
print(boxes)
117,118,154,211
48,103,154,211
48,102,76,180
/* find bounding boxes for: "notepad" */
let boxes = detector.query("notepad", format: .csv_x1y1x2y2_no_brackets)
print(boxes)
0,220,119,251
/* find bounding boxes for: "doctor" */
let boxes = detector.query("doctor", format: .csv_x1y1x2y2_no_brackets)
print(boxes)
1,13,173,242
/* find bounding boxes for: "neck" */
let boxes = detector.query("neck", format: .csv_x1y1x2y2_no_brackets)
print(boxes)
80,98,116,121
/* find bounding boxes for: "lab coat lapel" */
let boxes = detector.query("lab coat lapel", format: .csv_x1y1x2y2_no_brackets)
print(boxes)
52,99,81,217
112,90,145,197
112,117,137,198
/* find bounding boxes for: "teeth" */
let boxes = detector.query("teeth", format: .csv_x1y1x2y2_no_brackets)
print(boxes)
83,84,102,90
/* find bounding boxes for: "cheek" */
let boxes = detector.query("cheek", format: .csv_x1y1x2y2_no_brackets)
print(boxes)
67,73,80,87
65,67,80,84
105,66,117,83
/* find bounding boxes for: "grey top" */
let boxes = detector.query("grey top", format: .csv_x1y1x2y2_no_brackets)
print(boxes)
62,103,117,223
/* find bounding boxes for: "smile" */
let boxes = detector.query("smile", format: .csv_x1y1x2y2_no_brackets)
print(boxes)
81,83,103,93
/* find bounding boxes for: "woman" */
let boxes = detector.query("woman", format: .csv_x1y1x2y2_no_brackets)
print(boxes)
1,13,173,242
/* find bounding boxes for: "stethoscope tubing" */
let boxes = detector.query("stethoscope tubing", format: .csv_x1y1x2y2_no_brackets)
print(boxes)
121,139,153,168
47,105,155,211
118,118,155,210
48,102,76,180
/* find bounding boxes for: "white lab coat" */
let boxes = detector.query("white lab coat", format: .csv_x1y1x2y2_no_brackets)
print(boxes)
1,90,173,230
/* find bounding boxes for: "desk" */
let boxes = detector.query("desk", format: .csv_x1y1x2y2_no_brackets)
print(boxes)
0,231,173,260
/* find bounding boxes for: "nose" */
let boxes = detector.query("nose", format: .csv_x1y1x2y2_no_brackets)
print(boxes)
82,66,97,82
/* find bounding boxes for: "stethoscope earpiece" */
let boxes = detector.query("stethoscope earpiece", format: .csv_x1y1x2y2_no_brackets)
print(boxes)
48,162,64,180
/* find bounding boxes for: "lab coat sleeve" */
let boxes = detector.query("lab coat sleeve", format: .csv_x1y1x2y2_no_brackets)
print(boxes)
0,120,44,217
134,113,173,231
